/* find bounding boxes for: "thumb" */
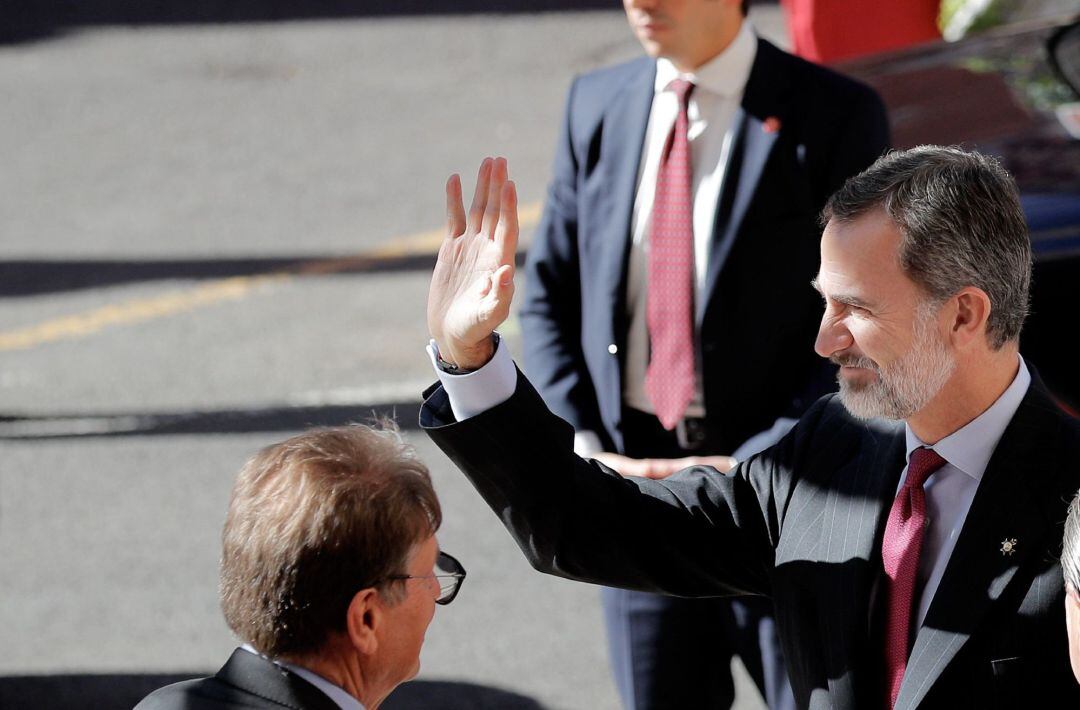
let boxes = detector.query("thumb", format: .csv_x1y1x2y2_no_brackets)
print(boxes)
494,264,515,287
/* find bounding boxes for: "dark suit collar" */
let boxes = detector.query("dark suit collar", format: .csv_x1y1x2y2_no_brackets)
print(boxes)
700,39,794,320
217,647,344,710
895,373,1069,708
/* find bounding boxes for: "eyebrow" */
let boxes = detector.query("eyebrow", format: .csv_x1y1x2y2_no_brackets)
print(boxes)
809,277,874,310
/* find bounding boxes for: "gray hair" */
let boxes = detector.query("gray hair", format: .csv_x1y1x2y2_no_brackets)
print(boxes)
822,145,1031,349
1064,492,1080,592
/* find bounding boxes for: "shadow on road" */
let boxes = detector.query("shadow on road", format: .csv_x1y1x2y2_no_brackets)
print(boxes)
0,255,436,298
0,401,424,440
0,252,530,298
1,0,616,45
0,673,546,709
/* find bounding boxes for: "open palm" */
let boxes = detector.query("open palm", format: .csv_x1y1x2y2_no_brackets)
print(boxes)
427,157,519,370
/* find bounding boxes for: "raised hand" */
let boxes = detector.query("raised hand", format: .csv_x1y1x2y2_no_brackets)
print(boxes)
427,157,518,370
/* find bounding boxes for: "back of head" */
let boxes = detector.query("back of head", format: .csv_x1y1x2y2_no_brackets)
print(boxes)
219,425,441,658
823,145,1031,349
1065,492,1080,594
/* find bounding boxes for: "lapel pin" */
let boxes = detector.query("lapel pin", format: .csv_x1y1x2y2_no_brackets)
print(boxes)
762,116,781,134
1000,538,1018,556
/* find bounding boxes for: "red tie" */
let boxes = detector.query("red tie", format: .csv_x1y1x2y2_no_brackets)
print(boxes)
645,79,696,431
881,446,946,708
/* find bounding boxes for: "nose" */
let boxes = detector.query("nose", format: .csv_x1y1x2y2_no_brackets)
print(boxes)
814,312,853,359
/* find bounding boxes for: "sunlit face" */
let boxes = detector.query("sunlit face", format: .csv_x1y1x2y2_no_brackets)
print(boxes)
623,0,741,69
814,209,956,421
1067,584,1080,684
379,535,440,685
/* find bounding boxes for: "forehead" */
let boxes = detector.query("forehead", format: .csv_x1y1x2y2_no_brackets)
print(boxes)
816,209,910,300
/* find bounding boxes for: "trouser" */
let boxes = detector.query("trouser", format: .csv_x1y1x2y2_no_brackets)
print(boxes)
601,589,793,709
602,408,796,710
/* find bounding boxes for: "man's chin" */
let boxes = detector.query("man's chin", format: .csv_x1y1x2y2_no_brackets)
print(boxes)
837,383,893,421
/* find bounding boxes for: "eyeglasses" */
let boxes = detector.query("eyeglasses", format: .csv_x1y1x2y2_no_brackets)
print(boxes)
385,551,467,605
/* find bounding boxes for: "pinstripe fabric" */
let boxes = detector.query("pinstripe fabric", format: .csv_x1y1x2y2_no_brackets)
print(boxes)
423,370,1080,708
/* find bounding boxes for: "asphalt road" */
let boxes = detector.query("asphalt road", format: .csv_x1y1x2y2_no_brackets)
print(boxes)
1,7,787,709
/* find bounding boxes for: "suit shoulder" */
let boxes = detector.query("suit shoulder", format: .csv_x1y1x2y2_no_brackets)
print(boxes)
567,56,654,109
789,394,903,466
574,56,654,86
759,39,881,105
135,675,256,710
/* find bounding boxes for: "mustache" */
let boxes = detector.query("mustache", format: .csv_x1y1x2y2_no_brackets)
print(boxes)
831,353,877,370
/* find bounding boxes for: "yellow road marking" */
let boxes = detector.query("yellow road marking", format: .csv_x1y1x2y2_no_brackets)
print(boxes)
0,201,541,352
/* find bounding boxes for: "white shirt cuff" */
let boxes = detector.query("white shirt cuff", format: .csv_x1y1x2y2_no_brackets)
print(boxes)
573,430,605,457
426,334,516,421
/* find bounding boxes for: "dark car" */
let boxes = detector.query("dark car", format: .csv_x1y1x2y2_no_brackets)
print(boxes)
837,14,1080,415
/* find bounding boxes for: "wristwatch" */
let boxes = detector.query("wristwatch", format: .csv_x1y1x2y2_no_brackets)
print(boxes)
435,333,500,375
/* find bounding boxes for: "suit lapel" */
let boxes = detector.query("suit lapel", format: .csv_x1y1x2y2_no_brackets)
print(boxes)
700,40,789,322
600,61,655,320
217,648,343,710
895,382,1065,709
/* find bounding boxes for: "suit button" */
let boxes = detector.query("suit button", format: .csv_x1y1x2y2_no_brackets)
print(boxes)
703,343,717,353
608,344,618,355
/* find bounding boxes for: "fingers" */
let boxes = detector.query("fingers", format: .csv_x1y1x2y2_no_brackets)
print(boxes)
495,179,518,258
468,158,493,232
445,174,465,238
482,157,507,237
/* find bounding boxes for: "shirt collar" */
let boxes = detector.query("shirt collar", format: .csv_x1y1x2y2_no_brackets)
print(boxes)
904,355,1031,481
239,645,367,710
654,20,758,98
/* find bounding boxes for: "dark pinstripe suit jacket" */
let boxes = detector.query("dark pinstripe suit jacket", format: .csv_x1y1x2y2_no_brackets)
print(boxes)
422,368,1080,709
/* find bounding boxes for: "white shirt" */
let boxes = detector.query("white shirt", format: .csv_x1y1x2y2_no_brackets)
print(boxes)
901,356,1030,630
622,20,758,420
239,645,367,710
427,342,1034,631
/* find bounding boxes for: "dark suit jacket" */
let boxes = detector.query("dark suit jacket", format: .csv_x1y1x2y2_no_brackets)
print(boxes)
135,648,341,710
520,38,889,454
421,369,1080,709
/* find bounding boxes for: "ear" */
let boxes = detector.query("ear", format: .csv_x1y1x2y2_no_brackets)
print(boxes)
345,588,381,656
946,287,992,348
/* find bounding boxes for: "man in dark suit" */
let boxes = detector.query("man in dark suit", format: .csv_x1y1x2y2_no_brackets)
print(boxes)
136,426,466,710
421,148,1080,708
521,0,886,706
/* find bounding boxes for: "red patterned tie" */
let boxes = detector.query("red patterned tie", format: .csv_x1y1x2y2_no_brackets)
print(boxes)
645,79,696,431
881,446,946,708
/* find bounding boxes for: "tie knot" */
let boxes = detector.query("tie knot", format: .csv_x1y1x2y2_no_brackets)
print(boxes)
905,447,946,489
668,78,695,106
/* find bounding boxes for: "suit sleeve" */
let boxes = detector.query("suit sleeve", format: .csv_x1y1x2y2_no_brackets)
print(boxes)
518,78,606,441
422,369,828,599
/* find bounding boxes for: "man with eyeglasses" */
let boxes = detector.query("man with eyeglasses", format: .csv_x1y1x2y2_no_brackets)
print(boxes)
136,425,466,710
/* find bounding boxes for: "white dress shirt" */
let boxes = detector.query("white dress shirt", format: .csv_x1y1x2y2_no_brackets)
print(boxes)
427,342,1033,632
239,645,367,710
901,356,1030,630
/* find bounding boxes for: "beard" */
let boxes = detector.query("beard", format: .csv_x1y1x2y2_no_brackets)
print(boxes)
833,303,956,421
